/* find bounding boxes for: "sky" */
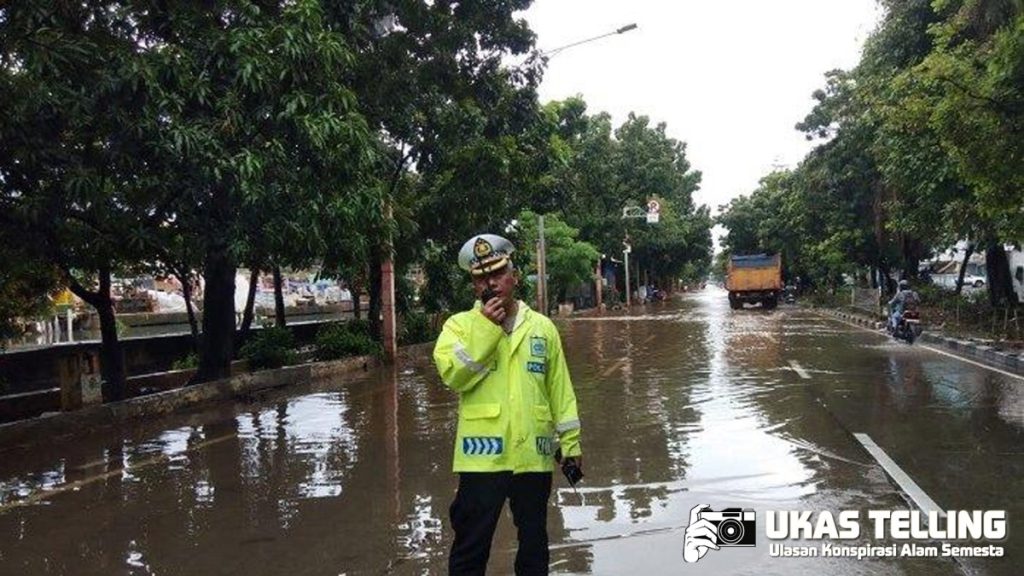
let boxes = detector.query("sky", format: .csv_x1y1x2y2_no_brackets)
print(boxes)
521,0,882,233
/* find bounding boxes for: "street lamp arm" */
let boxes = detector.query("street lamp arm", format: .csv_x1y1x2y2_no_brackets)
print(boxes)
541,23,638,57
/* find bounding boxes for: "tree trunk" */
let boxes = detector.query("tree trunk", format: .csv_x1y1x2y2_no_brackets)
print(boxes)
239,266,260,342
901,235,922,280
954,243,974,297
65,265,127,401
95,295,127,401
196,242,236,383
985,244,1016,307
177,271,200,351
273,265,286,328
351,285,362,320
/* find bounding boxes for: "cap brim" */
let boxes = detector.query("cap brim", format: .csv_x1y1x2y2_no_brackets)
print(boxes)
470,256,510,276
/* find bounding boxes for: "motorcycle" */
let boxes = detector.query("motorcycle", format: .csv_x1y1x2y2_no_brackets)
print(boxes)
888,309,922,344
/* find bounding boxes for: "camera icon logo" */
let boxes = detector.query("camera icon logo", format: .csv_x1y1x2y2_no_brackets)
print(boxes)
683,504,756,563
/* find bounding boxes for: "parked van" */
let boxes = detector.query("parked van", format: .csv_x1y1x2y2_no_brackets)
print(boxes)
1010,249,1024,304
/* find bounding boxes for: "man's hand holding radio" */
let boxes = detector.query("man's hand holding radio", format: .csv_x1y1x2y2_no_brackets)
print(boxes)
480,287,506,326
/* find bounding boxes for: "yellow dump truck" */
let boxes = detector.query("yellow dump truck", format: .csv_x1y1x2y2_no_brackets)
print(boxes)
727,254,782,309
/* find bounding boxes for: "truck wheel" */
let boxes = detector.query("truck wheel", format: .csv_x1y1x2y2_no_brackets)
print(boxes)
762,298,776,310
729,299,742,310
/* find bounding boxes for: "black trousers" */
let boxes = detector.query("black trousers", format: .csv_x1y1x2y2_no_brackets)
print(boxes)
448,472,553,576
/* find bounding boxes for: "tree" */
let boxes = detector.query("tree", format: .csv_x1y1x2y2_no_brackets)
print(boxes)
322,1,543,337
133,2,376,381
1,1,177,398
514,211,600,305
0,227,59,346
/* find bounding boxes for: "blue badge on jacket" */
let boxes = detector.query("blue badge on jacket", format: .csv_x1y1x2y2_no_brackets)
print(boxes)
527,361,545,374
530,336,547,358
463,437,503,455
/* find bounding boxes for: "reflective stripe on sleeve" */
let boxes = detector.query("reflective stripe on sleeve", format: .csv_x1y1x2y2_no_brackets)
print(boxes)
556,419,580,433
454,343,489,375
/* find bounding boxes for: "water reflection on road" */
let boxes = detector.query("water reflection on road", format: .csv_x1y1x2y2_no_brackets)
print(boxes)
0,288,1020,575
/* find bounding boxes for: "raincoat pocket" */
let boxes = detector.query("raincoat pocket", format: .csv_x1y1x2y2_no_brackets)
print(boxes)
463,403,501,420
533,404,552,422
533,404,554,433
459,403,502,437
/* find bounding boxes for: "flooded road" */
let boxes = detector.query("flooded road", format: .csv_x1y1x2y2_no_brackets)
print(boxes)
0,288,1020,575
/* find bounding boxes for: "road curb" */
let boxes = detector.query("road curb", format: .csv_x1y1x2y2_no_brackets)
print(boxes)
0,341,436,451
815,308,1022,377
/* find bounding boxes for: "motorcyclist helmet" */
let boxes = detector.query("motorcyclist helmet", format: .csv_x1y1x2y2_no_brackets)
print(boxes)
898,279,910,290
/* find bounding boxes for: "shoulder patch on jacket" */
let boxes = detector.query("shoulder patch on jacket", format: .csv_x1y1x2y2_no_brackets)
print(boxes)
530,336,547,358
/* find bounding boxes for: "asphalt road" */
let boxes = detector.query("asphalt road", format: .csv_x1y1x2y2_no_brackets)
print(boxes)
0,288,1019,575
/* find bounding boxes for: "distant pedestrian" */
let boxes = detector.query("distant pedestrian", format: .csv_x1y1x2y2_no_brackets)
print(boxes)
433,233,583,576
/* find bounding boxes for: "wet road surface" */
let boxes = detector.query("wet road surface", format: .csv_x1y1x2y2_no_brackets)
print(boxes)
0,288,1020,575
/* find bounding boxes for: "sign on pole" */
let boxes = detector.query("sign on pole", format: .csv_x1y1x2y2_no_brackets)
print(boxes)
646,199,660,223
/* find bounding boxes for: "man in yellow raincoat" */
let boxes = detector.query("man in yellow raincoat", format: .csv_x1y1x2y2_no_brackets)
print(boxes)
433,233,583,576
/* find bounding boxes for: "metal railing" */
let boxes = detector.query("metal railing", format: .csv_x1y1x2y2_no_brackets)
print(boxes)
851,286,883,317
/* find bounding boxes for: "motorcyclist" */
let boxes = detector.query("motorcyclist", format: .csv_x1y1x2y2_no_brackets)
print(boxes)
888,279,920,333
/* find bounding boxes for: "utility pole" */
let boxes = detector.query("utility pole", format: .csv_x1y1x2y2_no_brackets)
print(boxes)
536,215,548,315
624,240,632,307
381,199,397,362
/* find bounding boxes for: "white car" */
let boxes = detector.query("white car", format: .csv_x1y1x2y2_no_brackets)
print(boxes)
960,274,986,288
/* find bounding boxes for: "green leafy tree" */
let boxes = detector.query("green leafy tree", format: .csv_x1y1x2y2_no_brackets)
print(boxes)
1,1,176,397
136,2,375,382
515,211,600,305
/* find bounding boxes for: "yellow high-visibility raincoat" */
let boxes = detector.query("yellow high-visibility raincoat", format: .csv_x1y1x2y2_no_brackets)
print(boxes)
433,301,582,473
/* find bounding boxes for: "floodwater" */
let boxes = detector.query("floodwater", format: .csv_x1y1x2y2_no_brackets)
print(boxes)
0,288,1020,575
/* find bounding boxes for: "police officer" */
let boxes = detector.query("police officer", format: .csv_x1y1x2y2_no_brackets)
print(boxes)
433,234,583,576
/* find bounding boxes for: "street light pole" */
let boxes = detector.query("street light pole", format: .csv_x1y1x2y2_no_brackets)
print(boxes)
541,23,639,57
536,215,547,315
623,241,632,307
534,23,638,315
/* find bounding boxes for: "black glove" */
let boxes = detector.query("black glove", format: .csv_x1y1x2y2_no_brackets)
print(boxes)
554,448,584,487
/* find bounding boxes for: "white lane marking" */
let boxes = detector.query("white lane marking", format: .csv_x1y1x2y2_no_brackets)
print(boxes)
919,344,1024,382
853,433,944,519
788,360,811,380
819,312,1024,382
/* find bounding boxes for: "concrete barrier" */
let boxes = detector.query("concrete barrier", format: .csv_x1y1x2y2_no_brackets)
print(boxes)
0,341,435,451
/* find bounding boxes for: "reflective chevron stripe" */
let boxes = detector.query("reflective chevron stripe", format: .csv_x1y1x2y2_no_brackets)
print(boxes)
462,437,504,455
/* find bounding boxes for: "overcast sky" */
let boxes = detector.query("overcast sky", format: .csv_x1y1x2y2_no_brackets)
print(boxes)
521,0,881,226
